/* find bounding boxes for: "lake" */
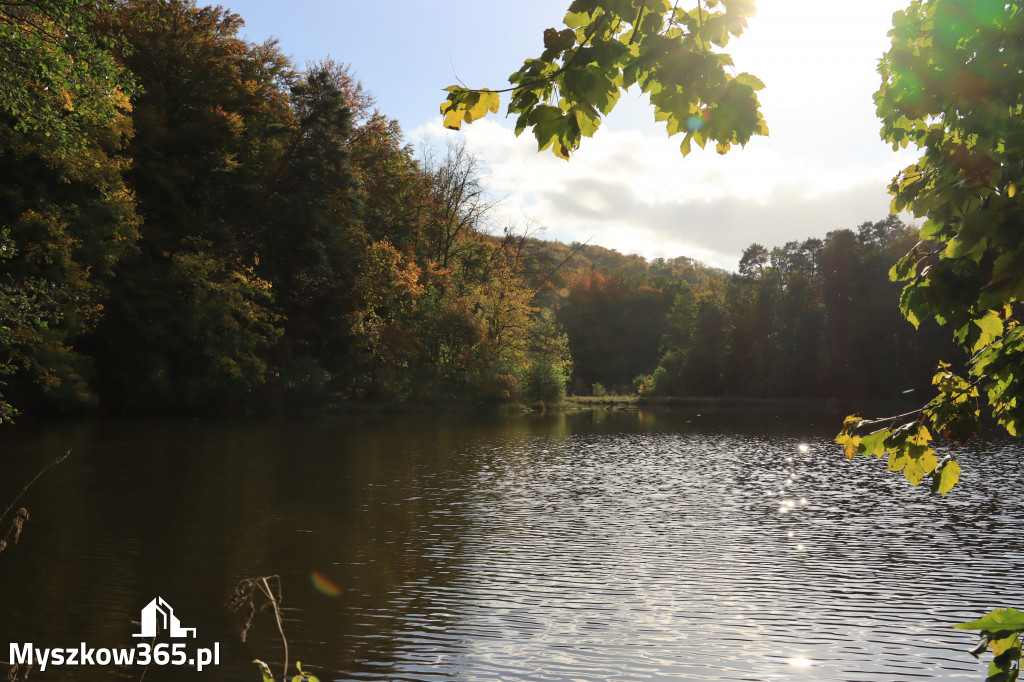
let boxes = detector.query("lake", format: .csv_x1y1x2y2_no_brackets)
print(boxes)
1,406,1021,681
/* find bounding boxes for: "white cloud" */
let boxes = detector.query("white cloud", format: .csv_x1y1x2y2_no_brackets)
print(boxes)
412,117,917,271
401,0,922,271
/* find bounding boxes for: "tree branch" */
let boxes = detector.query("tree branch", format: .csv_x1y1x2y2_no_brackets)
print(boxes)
629,1,647,45
451,12,610,96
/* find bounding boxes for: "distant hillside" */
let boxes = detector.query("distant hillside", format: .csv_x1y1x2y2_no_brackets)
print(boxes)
512,236,728,394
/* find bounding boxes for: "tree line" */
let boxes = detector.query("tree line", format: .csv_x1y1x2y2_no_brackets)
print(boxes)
636,216,961,400
0,0,955,419
518,216,957,400
0,0,581,416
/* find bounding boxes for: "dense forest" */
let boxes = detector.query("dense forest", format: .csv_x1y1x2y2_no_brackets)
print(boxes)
0,0,954,418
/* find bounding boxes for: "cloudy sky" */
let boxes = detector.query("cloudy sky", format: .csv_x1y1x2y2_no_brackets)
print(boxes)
219,0,918,270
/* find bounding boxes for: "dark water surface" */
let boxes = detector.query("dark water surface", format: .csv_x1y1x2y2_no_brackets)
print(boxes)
1,407,1022,681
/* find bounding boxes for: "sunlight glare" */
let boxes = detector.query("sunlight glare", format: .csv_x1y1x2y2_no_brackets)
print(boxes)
788,656,813,667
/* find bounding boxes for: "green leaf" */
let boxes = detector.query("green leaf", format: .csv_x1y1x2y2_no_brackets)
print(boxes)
956,608,1024,633
544,27,576,52
889,252,917,282
573,106,600,137
444,0,763,159
733,73,765,90
973,310,1004,353
290,660,321,682
858,429,890,458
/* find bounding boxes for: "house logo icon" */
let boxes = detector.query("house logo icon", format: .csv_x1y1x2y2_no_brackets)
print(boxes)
133,597,197,638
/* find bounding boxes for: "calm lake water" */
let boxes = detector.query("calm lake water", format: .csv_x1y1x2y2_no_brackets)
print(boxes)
1,407,1022,681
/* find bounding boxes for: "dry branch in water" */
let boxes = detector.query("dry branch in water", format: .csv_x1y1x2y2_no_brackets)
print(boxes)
0,449,71,557
229,575,290,682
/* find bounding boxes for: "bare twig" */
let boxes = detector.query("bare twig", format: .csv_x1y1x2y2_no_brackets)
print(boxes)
229,575,289,682
127,619,160,682
538,235,594,287
0,449,71,527
259,577,289,682
450,12,610,96
1,449,71,556
852,408,925,429
5,661,32,680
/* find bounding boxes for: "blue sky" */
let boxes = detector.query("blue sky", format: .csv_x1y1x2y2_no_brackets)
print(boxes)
218,0,916,270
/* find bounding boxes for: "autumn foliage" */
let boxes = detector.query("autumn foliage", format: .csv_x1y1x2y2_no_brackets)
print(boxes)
0,0,966,418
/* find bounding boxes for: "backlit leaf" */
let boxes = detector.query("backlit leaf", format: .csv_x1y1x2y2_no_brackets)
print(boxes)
441,0,763,159
887,449,909,473
957,608,1024,633
973,310,1004,353
902,448,937,486
933,459,960,496
858,429,889,458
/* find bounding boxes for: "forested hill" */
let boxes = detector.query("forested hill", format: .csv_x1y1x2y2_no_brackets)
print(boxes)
634,217,960,400
517,218,957,400
0,0,954,418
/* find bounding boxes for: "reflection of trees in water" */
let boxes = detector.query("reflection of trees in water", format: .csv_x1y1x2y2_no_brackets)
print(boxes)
0,416,491,680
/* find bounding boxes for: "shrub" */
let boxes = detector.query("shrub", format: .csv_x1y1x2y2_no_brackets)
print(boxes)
525,361,567,404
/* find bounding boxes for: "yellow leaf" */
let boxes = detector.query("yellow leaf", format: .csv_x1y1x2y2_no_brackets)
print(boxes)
902,448,937,486
841,434,861,460
909,423,932,445
58,88,75,112
888,449,909,473
992,634,1021,657
902,458,925,485
463,90,500,123
440,101,465,130
481,90,500,114
919,449,939,473
936,460,960,496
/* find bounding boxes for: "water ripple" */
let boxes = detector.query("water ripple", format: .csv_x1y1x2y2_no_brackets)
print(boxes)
349,422,1024,681
1,412,1020,681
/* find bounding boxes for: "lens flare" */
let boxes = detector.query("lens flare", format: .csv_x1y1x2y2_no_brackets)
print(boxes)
311,569,343,597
